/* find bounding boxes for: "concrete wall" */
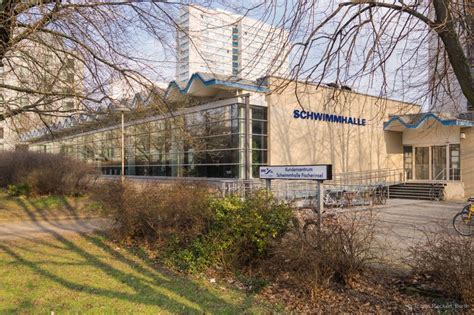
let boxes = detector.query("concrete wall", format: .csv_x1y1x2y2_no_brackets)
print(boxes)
265,78,419,175
461,127,474,197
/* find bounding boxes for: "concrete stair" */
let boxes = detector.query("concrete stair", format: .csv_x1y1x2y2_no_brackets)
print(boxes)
388,182,446,200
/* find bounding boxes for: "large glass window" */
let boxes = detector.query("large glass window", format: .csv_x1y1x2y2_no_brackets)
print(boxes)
415,147,430,180
449,144,461,180
432,146,447,180
31,103,268,179
403,146,413,180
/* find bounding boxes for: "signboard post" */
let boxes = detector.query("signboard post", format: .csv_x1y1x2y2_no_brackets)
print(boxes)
259,165,332,230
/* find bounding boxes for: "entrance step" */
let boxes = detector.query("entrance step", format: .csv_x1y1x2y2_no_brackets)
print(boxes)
389,183,446,201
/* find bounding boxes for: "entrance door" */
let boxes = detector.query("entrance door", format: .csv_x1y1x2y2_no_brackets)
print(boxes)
415,147,430,180
432,146,447,180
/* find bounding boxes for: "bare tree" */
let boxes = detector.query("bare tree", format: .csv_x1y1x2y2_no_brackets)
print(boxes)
222,0,472,112
0,0,181,126
2,0,472,134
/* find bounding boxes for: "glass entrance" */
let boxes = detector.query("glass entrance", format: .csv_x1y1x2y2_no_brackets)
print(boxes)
432,146,447,180
415,147,430,180
404,144,461,181
403,146,413,180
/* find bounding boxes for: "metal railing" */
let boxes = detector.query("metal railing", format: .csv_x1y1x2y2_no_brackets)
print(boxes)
325,168,404,187
100,167,405,207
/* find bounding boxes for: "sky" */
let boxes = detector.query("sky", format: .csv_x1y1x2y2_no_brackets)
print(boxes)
132,0,435,108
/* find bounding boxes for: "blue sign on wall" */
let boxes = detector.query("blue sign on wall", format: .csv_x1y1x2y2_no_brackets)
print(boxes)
293,109,366,126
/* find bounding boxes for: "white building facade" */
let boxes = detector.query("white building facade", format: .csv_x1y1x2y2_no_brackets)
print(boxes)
176,5,289,82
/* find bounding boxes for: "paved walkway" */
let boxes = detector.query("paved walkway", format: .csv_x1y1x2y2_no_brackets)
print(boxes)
372,199,464,262
0,218,114,240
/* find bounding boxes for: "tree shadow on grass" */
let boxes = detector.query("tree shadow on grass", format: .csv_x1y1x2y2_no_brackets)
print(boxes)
0,198,252,313
0,193,97,222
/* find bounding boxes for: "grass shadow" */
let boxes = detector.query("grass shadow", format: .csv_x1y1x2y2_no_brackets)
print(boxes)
0,196,255,313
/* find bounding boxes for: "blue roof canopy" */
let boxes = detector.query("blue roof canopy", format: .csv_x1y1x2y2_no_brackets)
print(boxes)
384,113,474,131
165,72,269,98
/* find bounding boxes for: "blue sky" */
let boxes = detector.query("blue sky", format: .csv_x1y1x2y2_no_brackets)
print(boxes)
133,0,432,107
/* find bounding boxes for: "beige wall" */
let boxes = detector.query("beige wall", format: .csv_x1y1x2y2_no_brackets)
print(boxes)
461,127,474,196
264,78,419,175
403,122,461,146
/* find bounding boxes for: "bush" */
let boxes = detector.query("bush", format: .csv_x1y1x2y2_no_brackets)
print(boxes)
208,191,293,267
263,212,378,293
170,190,293,272
6,183,30,197
95,180,213,243
410,233,474,305
96,183,294,273
0,151,98,195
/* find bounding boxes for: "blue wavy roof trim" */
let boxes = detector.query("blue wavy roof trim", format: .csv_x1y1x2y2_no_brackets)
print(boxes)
165,72,269,97
384,113,474,130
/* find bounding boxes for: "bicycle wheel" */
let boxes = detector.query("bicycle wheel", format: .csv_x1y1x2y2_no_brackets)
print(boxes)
452,211,474,236
380,191,387,205
303,220,320,248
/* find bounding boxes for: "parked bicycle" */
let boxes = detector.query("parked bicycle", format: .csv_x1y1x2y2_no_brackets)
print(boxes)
429,183,445,201
452,197,474,236
301,210,339,248
323,189,342,208
371,184,387,205
302,217,320,248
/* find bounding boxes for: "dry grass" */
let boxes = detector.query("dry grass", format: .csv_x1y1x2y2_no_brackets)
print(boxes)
410,232,474,306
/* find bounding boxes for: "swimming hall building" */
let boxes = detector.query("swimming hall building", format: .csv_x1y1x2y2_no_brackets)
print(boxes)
25,73,474,199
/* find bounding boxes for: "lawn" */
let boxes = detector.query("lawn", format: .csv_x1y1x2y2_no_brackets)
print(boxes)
0,194,277,313
0,192,101,222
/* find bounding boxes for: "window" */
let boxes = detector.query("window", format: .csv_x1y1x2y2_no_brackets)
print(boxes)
64,101,75,110
66,72,74,84
449,144,461,180
20,97,28,107
403,146,413,180
66,58,75,69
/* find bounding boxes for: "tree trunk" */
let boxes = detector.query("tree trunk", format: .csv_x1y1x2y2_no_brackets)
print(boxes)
0,1,15,67
433,0,474,110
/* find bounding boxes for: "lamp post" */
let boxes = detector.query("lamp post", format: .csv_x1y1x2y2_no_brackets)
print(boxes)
115,105,131,183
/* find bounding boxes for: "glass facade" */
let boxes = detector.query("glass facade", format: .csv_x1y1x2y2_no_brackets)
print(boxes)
31,103,268,179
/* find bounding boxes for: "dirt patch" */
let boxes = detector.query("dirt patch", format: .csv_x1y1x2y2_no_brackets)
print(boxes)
0,218,114,240
256,269,470,313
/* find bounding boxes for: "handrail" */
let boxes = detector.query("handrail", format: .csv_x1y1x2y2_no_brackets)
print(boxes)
433,168,447,181
327,168,404,187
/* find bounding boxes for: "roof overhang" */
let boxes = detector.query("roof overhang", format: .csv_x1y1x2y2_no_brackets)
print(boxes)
165,72,270,99
384,113,474,132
